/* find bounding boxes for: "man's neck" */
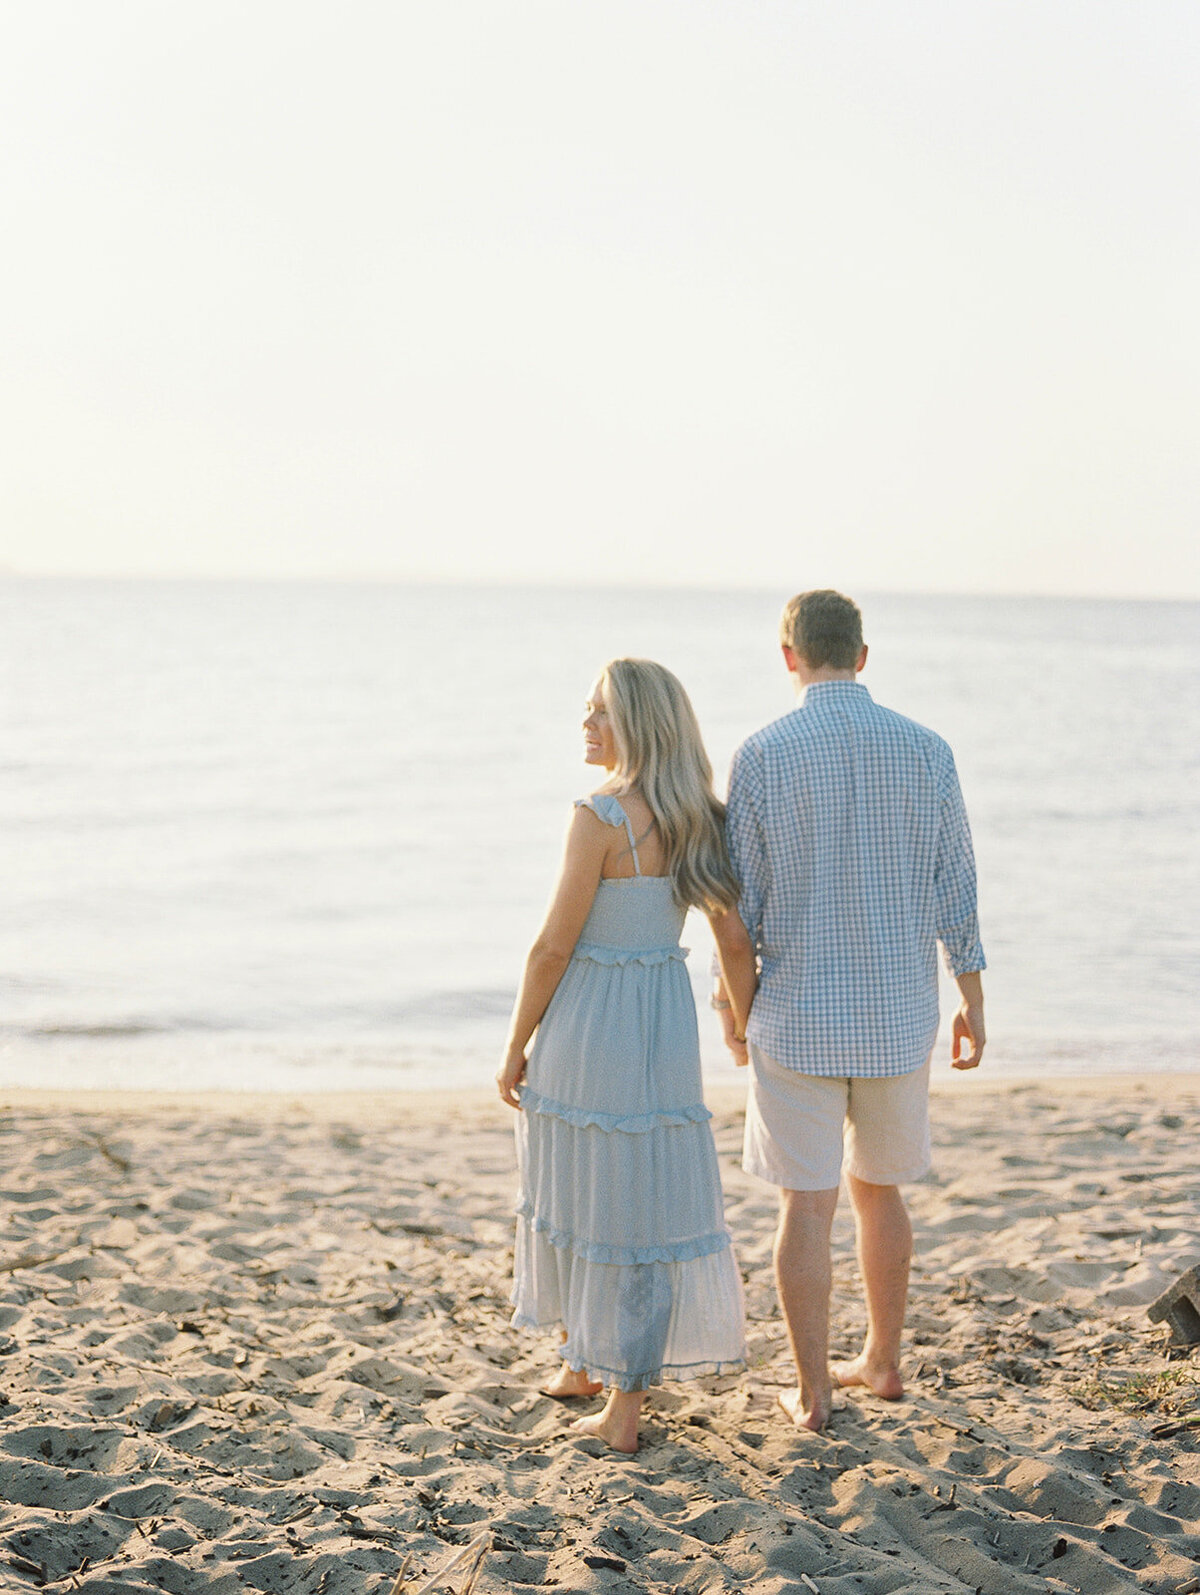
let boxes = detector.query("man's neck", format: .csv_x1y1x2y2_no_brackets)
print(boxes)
791,667,859,698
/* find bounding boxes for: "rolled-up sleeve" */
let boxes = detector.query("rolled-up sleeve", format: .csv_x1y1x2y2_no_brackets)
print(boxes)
934,750,986,976
726,742,769,955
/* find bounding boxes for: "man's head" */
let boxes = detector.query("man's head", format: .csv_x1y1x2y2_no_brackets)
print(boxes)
779,589,867,682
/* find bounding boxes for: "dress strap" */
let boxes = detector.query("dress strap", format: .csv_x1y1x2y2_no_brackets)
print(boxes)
575,793,642,874
625,813,643,876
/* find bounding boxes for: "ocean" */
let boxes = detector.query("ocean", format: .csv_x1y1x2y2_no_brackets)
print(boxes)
2,579,1197,1093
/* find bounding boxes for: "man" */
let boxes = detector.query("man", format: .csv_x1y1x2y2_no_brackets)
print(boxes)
713,589,986,1432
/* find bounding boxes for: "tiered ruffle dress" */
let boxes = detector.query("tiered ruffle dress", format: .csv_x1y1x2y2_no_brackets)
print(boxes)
511,794,746,1392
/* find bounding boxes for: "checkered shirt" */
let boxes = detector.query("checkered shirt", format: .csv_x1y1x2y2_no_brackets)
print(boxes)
726,681,985,1077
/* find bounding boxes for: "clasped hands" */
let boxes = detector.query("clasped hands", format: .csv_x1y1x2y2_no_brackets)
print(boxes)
712,994,749,1068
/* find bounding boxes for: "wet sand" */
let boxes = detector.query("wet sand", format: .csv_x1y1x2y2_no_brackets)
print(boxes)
0,1074,1197,1593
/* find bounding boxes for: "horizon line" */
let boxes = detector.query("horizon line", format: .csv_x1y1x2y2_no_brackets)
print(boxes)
0,570,1196,605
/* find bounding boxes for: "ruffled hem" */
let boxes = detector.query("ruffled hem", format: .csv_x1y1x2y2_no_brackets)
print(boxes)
571,941,689,967
519,1085,711,1135
515,1204,732,1266
509,1313,745,1392
511,1223,747,1390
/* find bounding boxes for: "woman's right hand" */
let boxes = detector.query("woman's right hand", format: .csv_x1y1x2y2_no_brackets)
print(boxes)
496,1049,528,1109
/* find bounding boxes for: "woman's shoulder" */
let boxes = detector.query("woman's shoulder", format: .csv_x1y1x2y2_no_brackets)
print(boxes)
574,790,628,828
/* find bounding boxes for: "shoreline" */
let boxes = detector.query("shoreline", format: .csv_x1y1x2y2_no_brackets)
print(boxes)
4,1067,1199,1121
0,1075,1197,1591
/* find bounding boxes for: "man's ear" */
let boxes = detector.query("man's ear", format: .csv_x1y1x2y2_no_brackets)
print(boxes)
856,644,868,673
782,644,800,673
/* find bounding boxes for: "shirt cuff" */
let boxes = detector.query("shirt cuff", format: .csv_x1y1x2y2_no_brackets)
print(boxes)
942,944,987,978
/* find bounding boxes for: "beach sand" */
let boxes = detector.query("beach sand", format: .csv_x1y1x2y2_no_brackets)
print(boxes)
0,1074,1197,1594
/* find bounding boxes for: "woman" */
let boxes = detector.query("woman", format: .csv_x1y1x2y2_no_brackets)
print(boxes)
497,658,756,1454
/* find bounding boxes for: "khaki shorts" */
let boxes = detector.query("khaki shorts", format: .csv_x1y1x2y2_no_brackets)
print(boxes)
743,1046,932,1191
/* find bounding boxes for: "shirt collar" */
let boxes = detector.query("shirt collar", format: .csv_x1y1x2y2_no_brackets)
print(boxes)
799,679,870,706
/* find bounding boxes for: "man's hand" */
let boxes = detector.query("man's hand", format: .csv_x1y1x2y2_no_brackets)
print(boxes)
950,970,985,1070
951,1001,986,1070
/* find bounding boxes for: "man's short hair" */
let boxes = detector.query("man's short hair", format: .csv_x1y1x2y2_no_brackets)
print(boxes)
780,589,863,670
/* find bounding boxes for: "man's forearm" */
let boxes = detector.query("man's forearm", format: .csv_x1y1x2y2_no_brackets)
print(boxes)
955,969,984,1010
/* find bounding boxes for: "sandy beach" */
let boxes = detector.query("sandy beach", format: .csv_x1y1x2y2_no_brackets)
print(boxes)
0,1074,1197,1594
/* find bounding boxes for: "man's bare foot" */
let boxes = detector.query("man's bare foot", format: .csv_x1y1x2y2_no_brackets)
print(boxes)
569,1388,643,1453
778,1387,832,1433
540,1362,603,1400
831,1353,904,1401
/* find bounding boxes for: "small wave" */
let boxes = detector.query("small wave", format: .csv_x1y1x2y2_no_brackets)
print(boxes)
23,1022,169,1039
11,1014,242,1040
382,989,515,1022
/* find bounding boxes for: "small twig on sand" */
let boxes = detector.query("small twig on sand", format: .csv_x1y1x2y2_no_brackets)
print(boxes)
386,1553,413,1595
458,1535,490,1595
83,1132,131,1173
1151,1415,1200,1438
400,1530,491,1595
928,1413,978,1439
799,1575,820,1594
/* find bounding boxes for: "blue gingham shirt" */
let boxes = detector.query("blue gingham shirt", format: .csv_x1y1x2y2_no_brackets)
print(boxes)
726,681,985,1077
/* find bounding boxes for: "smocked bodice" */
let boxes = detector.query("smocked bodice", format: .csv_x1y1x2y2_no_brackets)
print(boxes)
576,877,686,957
572,793,686,959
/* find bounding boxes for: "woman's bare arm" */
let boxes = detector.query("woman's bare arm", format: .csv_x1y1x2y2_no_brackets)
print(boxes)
708,908,757,1063
497,808,608,1107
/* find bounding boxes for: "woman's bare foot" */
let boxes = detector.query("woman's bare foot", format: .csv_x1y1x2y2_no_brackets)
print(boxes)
541,1361,603,1400
778,1387,833,1433
569,1388,643,1453
831,1353,904,1401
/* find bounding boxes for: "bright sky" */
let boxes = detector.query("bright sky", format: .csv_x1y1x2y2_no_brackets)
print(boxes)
3,2,1198,596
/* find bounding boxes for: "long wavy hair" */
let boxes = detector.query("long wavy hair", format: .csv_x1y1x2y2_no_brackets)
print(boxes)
599,658,740,914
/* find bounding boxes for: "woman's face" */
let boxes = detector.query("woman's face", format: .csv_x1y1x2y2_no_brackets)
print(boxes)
583,681,617,771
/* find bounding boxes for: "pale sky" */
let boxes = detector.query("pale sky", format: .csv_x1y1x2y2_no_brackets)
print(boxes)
3,1,1198,596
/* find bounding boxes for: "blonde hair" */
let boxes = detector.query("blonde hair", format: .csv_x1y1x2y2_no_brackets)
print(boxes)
599,658,739,914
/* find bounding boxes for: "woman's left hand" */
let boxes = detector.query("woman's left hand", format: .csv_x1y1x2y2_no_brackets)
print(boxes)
496,1050,528,1109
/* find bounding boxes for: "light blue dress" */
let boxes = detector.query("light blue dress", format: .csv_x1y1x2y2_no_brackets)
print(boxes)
511,794,746,1392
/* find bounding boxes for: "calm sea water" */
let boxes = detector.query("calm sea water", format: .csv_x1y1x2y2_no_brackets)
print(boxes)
1,580,1197,1093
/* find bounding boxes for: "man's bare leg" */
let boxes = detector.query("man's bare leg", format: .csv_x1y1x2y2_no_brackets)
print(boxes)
570,1387,644,1453
832,1175,909,1400
774,1185,839,1432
